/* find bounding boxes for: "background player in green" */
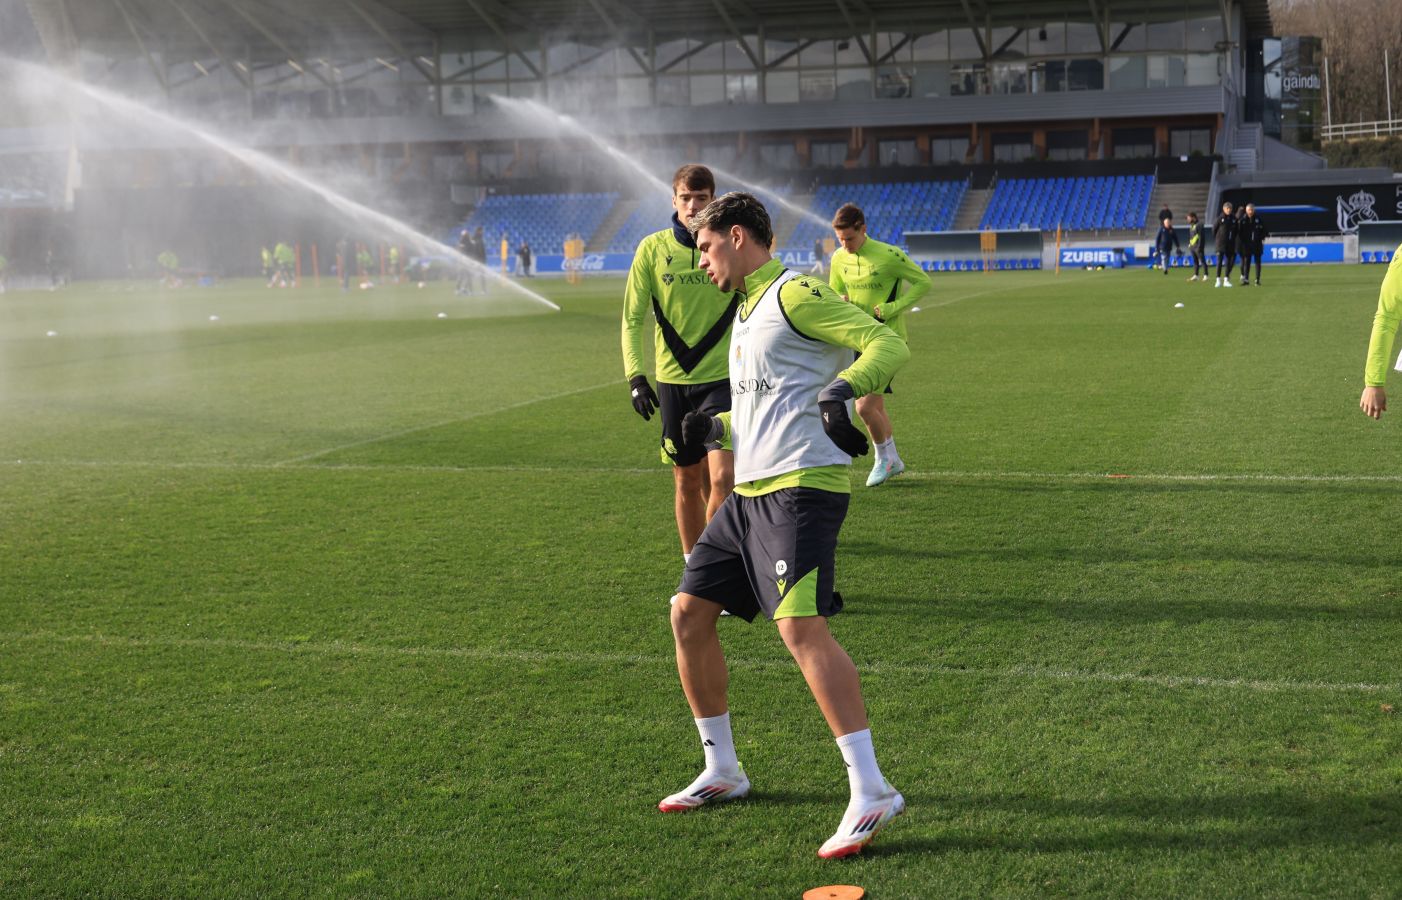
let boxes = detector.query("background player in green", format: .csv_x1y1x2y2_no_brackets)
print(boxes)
273,241,295,288
621,164,737,595
660,192,910,859
828,202,932,486
1358,244,1402,419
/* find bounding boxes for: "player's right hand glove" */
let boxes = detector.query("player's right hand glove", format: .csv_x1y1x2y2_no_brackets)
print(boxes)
682,411,721,449
817,378,868,457
629,375,659,420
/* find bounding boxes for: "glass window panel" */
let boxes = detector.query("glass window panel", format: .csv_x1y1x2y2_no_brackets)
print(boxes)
1108,55,1146,90
617,48,645,76
1186,17,1223,52
766,40,800,68
801,40,835,68
912,31,949,61
1148,55,1186,88
1112,23,1145,52
475,52,506,79
910,63,947,98
799,71,836,101
876,65,913,99
1044,60,1067,91
725,73,759,103
507,80,540,99
836,67,870,100
1068,58,1104,90
990,27,1025,59
875,33,911,63
949,63,985,95
1146,21,1184,51
690,41,724,71
657,74,689,105
760,142,798,169
950,28,982,60
1185,53,1220,85
930,137,963,164
766,70,799,102
878,138,918,166
690,74,724,104
727,40,760,70
508,51,541,79
835,37,866,67
617,77,651,107
811,140,846,168
1066,22,1101,53
991,61,1029,93
1029,23,1065,55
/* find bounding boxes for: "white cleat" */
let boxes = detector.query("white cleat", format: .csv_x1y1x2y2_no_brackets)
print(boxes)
865,458,906,487
658,768,750,812
818,783,906,859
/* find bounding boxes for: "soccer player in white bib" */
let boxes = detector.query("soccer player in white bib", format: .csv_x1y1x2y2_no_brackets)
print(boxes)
658,192,910,859
1359,245,1402,419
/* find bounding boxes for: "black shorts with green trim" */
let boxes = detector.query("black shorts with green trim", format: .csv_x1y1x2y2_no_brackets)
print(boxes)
659,379,730,467
852,351,893,394
677,487,848,621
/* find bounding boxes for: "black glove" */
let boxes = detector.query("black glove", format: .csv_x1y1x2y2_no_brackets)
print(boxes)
628,375,659,420
682,410,722,449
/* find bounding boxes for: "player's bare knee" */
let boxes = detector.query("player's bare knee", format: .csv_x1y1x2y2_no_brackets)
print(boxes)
674,462,704,494
671,594,719,641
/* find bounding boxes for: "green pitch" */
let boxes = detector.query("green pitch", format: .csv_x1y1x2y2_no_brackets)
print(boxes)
3,267,1401,897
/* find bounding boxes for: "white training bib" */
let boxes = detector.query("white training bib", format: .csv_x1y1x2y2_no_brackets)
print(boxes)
729,269,854,484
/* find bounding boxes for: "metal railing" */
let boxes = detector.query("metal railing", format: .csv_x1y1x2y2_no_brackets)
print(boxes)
1322,118,1402,141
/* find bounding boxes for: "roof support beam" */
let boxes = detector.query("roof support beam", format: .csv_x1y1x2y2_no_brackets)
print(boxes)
876,34,911,64
706,0,761,70
582,0,654,75
462,0,542,78
345,0,436,82
162,0,251,88
1218,0,1234,44
110,0,167,91
226,0,335,88
1086,0,1109,52
831,0,873,65
659,40,715,73
957,0,988,59
766,38,816,70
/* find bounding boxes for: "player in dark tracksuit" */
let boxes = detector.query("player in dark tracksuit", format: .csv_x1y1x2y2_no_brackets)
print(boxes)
1240,203,1269,286
1186,212,1208,281
1154,217,1180,275
1213,202,1238,287
1234,207,1254,286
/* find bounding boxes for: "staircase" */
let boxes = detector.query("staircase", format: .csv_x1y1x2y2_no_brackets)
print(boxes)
587,198,637,253
1145,182,1212,227
952,188,991,231
1229,123,1262,174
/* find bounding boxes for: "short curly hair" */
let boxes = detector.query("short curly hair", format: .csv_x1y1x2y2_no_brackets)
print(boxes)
688,191,773,249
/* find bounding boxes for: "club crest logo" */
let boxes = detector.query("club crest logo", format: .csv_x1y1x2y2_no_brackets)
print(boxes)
662,273,675,285
1337,190,1379,234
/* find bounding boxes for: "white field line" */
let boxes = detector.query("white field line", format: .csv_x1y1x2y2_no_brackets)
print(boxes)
6,457,1402,486
1,630,1395,696
274,380,617,465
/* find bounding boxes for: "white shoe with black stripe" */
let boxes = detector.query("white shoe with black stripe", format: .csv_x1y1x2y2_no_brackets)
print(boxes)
657,767,750,812
817,782,906,859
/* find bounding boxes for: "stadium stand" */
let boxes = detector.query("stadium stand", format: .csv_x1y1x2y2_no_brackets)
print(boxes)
980,175,1154,231
452,191,618,253
606,183,794,254
788,180,967,252
0,153,65,207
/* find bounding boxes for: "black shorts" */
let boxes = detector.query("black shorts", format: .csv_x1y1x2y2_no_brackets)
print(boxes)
659,379,730,467
852,351,893,395
677,488,848,622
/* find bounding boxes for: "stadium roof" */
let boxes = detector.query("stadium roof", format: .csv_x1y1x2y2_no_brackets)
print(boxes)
30,0,1273,65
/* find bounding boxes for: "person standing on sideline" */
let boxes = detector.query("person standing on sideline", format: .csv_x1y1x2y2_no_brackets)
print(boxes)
1154,217,1180,276
1242,203,1269,286
1213,201,1238,288
810,236,826,275
620,164,738,603
1234,206,1255,286
455,228,474,295
1358,246,1402,419
828,202,931,486
662,191,910,859
1185,212,1208,281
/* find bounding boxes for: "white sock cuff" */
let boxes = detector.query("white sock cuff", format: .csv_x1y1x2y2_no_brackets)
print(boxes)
836,728,873,750
695,712,730,729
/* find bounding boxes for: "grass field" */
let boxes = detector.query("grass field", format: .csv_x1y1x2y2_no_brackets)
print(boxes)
3,264,1402,898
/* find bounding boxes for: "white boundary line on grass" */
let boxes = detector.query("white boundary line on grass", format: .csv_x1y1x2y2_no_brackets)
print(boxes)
1,630,1396,696
274,380,618,465
6,457,1402,485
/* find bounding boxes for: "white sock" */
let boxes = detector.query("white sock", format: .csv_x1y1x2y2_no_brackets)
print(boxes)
877,437,900,466
696,713,739,773
683,553,691,564
836,729,886,800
